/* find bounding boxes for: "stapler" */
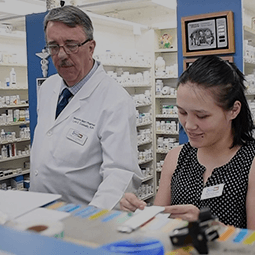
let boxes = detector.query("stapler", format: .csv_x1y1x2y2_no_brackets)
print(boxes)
169,207,219,254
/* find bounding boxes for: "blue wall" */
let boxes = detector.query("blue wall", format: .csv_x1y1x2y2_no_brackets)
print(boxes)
177,0,243,143
26,12,56,143
177,0,243,75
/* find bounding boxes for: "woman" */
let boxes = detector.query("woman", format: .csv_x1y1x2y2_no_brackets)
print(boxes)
120,55,255,230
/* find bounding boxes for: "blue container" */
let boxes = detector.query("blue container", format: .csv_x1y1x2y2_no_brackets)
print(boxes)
101,238,164,254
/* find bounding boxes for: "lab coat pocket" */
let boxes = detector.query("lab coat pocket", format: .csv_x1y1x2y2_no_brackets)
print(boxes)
52,127,88,166
66,128,87,145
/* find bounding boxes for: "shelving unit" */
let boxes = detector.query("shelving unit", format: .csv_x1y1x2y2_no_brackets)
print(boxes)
0,154,30,163
0,169,29,181
100,58,155,203
153,27,179,189
0,30,30,190
243,26,255,124
243,26,255,76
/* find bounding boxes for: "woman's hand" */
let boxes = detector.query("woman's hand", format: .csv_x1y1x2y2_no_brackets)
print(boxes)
120,193,147,212
164,204,200,222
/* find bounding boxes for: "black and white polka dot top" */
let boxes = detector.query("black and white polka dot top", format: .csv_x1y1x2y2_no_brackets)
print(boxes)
171,141,255,229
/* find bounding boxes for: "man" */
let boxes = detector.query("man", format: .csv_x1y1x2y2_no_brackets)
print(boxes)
29,5,143,210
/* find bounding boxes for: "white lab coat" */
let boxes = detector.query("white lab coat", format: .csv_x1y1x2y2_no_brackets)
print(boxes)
30,63,143,209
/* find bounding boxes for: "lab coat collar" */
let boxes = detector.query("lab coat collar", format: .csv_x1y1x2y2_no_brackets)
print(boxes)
53,62,105,125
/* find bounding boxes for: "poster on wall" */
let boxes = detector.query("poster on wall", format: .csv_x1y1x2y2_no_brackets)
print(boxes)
181,11,235,57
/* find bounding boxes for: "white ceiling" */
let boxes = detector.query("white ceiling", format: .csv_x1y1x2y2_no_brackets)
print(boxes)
0,0,166,18
0,0,170,30
0,0,254,31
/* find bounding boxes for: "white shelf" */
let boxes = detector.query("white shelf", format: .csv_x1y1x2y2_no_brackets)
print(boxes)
155,95,176,99
0,103,29,109
0,169,30,181
137,121,152,127
244,61,255,67
0,32,26,40
136,103,152,108
142,175,153,182
102,62,151,68
0,138,30,145
123,84,151,88
139,158,153,165
0,88,28,91
245,93,255,97
140,193,154,201
156,149,170,154
0,121,30,127
138,139,152,146
156,131,179,135
155,48,177,53
244,26,255,41
155,76,178,79
156,114,178,118
0,154,30,163
0,63,27,67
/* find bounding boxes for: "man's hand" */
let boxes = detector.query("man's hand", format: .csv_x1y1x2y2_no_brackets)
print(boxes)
120,193,147,212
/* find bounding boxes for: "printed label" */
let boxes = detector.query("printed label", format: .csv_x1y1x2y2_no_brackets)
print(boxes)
201,184,224,200
66,128,87,145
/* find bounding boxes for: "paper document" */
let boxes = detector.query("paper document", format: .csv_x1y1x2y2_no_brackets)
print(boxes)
118,206,165,233
0,190,61,219
15,207,70,224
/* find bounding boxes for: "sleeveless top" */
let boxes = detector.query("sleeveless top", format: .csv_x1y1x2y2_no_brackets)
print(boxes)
171,141,255,229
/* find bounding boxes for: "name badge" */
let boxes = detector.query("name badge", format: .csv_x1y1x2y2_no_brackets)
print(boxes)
201,184,224,200
66,128,87,145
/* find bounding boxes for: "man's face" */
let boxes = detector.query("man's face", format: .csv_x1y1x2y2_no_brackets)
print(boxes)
46,21,95,86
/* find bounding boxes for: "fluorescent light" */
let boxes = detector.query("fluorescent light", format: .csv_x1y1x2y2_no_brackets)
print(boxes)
0,0,46,16
151,0,176,9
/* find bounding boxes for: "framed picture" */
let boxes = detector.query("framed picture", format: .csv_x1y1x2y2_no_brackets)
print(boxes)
181,11,235,57
183,56,234,70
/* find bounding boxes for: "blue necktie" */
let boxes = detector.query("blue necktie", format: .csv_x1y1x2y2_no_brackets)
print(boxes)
56,88,73,118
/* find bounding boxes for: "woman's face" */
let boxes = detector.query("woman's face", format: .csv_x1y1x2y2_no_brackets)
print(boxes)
176,82,235,149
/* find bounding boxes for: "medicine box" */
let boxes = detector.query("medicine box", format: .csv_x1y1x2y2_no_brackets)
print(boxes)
11,175,24,190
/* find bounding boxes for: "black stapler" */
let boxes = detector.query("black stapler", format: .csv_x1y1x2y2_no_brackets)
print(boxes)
170,207,219,254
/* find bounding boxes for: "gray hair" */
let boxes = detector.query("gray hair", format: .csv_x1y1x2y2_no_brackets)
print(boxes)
44,5,94,40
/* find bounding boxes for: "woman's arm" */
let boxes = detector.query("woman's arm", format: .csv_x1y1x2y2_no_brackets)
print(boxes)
119,146,181,212
154,146,182,206
154,145,200,222
246,157,255,230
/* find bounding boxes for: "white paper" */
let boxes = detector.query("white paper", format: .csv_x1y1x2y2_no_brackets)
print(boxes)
15,208,70,224
118,206,165,233
146,213,171,231
0,190,61,219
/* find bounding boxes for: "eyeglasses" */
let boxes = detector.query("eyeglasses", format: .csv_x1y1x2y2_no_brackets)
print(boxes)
46,38,92,56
